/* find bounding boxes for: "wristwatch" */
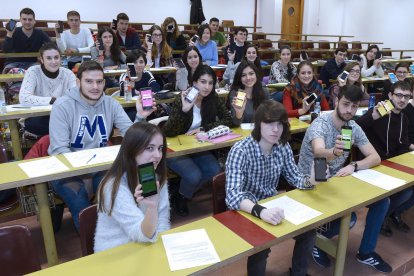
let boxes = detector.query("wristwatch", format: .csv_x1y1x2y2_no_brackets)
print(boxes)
350,161,358,172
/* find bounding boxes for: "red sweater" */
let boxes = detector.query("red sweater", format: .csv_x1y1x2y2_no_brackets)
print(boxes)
283,89,330,118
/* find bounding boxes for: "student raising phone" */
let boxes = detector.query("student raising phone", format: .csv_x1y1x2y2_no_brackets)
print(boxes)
94,123,170,253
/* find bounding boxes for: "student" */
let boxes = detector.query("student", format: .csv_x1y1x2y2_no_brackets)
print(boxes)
94,122,170,252
360,45,384,78
318,47,347,89
19,42,76,136
48,60,155,230
2,8,50,72
55,10,94,69
268,45,297,84
283,61,329,117
162,65,232,216
329,61,369,108
161,17,187,51
91,26,126,88
209,17,227,47
229,60,268,126
192,24,218,66
298,84,391,273
380,62,411,101
175,46,202,91
226,100,317,276
224,44,263,85
357,81,412,238
114,13,142,51
224,26,248,64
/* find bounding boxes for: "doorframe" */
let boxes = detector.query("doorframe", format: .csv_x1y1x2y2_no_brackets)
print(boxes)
281,0,305,41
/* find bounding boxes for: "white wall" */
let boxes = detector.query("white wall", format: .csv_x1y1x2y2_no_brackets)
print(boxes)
1,0,413,56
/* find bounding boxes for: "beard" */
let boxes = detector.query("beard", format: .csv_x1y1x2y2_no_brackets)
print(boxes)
79,85,103,102
336,106,353,122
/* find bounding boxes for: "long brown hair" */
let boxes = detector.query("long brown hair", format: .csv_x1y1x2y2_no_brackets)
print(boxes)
344,61,362,86
97,123,168,215
149,25,172,67
98,26,123,65
161,17,181,40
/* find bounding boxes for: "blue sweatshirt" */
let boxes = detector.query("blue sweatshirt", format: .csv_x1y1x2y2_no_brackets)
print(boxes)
195,40,218,66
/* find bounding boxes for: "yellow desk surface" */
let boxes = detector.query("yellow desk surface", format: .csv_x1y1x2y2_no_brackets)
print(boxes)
30,217,252,276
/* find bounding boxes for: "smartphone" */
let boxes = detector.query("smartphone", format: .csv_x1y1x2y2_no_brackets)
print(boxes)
314,158,327,182
140,87,153,110
378,100,394,116
351,54,361,62
137,162,158,198
185,86,199,103
6,19,17,32
375,50,382,60
127,63,137,79
57,20,64,33
338,71,349,82
301,50,309,61
172,58,185,68
97,38,104,51
167,24,174,31
341,126,352,151
229,34,236,53
234,90,246,108
81,55,92,63
388,73,398,84
146,33,152,43
191,34,199,43
306,93,317,104
410,65,414,75
112,19,117,30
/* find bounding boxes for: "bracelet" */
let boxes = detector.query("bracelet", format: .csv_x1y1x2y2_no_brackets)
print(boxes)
251,204,266,218
49,97,56,105
333,148,340,157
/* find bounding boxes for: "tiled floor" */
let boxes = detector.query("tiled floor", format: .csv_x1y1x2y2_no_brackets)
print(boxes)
1,185,414,275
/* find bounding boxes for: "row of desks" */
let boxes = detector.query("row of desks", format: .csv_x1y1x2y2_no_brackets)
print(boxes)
27,151,414,276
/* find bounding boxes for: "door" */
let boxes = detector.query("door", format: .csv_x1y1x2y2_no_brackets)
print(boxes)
281,0,304,46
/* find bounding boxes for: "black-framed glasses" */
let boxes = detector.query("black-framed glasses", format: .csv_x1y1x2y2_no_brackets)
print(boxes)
393,93,412,100
395,71,408,75
349,69,361,74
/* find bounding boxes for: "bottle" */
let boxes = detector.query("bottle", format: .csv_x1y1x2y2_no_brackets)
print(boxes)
124,81,132,101
0,88,7,114
368,95,376,109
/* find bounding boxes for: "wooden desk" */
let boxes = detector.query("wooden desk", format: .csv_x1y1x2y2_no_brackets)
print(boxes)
28,152,414,275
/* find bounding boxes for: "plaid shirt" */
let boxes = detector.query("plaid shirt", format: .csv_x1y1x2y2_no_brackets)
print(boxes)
225,136,313,210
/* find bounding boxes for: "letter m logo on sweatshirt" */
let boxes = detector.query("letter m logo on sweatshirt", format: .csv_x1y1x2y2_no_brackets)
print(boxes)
71,115,108,149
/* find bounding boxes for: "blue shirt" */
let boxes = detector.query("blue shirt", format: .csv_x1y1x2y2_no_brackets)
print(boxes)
195,40,218,66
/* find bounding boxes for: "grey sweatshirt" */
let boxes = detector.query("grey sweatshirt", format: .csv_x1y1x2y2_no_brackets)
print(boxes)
48,86,133,155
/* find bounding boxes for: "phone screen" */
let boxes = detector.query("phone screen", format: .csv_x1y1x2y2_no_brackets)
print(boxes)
127,63,137,78
173,58,185,68
306,93,317,104
112,19,117,30
234,91,246,108
314,158,327,182
140,88,153,110
6,19,16,32
146,34,152,43
339,71,349,81
301,51,308,60
57,20,64,33
185,86,199,103
341,126,352,151
138,162,157,197
191,35,199,43
388,73,398,84
98,38,104,51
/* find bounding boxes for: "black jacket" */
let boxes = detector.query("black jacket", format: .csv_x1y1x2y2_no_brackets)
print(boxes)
190,0,206,24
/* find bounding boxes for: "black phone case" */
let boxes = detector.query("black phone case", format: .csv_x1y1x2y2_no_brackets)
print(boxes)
314,158,327,182
98,39,104,51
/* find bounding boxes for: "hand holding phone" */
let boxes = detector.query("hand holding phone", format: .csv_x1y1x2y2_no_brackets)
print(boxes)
185,86,199,103
375,50,382,60
172,58,185,69
377,100,394,117
191,35,199,44
314,158,328,182
338,71,349,82
146,33,153,44
6,19,17,32
140,87,154,110
388,73,398,84
305,93,317,105
234,90,246,108
137,162,158,198
57,20,64,33
127,63,138,80
351,54,361,62
111,19,117,30
97,38,104,51
301,51,309,61
341,126,352,151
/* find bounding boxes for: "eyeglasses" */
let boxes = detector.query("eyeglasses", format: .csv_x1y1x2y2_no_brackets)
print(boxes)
349,69,361,74
152,33,162,37
396,71,408,75
392,93,412,100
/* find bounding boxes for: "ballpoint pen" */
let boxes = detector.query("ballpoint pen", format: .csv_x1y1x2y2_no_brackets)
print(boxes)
86,154,96,164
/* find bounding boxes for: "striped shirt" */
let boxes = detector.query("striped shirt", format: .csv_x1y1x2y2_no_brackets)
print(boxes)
225,136,313,210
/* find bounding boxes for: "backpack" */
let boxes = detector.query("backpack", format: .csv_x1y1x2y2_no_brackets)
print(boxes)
5,67,26,104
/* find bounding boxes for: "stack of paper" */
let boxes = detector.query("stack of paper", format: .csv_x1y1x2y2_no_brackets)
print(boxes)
64,146,120,167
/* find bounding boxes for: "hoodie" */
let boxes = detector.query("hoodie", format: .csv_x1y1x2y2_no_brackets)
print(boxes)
48,86,134,155
356,108,410,159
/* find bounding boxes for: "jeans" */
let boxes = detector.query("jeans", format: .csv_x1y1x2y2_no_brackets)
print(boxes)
167,151,221,199
25,116,50,136
270,91,283,103
247,230,315,276
394,187,414,215
319,212,358,238
388,188,413,216
51,172,104,230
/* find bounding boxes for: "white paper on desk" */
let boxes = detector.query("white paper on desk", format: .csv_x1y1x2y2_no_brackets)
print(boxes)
240,123,254,130
18,156,69,177
261,195,322,225
7,104,52,112
352,169,406,190
409,151,414,155
63,145,120,167
162,229,220,271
